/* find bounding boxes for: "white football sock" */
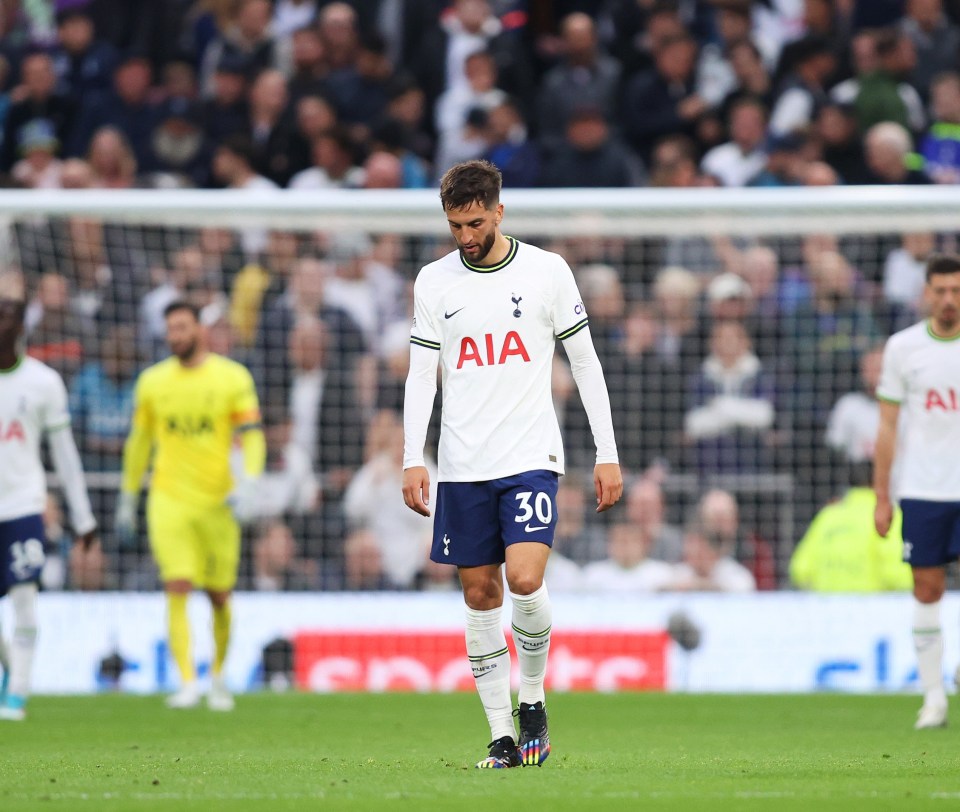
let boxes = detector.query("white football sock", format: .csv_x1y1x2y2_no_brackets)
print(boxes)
10,583,38,699
0,620,10,672
465,605,514,742
913,599,945,704
510,583,552,706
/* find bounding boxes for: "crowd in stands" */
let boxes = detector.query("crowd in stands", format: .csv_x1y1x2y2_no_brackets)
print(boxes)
2,0,951,592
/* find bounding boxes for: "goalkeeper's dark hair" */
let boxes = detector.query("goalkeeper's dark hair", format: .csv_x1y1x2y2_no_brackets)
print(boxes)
926,253,960,282
439,159,502,212
163,299,201,321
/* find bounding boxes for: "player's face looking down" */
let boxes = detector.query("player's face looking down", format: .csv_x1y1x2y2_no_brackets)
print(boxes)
446,200,503,264
165,308,202,362
926,271,960,333
0,298,24,353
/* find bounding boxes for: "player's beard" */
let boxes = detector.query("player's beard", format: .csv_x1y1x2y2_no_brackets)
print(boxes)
935,305,959,333
459,230,496,265
171,337,199,362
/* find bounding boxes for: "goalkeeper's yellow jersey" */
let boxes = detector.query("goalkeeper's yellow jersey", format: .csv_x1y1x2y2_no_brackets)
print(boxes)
126,353,261,507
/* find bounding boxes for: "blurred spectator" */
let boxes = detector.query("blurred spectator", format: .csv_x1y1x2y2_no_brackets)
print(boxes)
815,101,870,184
624,476,684,564
202,53,250,146
1,51,76,171
146,96,211,188
246,68,308,186
536,12,621,159
230,230,302,347
698,488,776,591
480,96,539,188
69,53,158,169
651,265,701,376
668,522,757,592
86,125,137,188
51,5,118,99
246,407,318,520
317,1,360,72
368,118,430,188
718,38,775,124
825,344,886,465
863,120,932,184
899,0,960,98
252,520,317,590
287,25,327,101
884,231,935,309
789,465,913,592
289,124,363,188
649,133,701,188
25,271,94,381
199,0,293,98
274,0,318,38
343,410,435,589
342,529,392,590
920,71,960,184
69,323,138,471
434,49,506,179
700,97,768,187
211,134,278,258
623,32,704,163
800,159,840,186
550,472,605,569
324,31,394,136
747,132,806,187
768,34,835,137
539,104,639,188
11,118,64,188
696,2,761,108
295,93,337,146
581,522,675,592
383,73,433,163
684,319,777,474
140,244,211,353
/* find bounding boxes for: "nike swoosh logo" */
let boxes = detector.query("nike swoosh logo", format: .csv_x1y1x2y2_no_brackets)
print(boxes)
444,308,464,319
525,525,548,532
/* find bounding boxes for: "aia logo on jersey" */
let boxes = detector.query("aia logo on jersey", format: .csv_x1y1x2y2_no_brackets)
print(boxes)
0,418,26,443
457,331,530,369
165,414,215,436
925,388,960,411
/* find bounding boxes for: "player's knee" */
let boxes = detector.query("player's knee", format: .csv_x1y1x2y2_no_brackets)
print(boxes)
462,581,502,610
207,590,231,608
914,582,945,603
505,571,543,596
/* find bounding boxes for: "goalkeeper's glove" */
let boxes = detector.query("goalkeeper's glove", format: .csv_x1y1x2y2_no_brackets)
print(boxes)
228,477,260,524
115,491,139,549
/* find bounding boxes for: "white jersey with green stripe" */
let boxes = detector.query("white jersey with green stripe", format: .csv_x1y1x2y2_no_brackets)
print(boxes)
0,356,73,521
877,320,960,501
409,237,588,481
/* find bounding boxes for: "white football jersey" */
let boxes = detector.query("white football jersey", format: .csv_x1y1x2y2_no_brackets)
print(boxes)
410,237,589,481
877,320,960,501
0,356,72,521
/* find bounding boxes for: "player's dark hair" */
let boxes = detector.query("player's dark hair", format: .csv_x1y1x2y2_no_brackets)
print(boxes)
163,299,201,321
439,159,502,212
926,253,960,282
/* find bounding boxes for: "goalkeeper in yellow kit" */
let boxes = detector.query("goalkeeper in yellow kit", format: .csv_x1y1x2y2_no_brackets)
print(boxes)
117,301,265,710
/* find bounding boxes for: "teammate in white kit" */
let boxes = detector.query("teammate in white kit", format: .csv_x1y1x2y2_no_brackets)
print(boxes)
0,273,97,720
402,160,622,768
875,254,960,729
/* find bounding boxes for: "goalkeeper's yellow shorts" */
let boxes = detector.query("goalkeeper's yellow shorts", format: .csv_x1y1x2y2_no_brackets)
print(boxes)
146,490,240,591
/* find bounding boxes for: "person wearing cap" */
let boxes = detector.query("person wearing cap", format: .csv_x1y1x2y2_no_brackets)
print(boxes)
11,118,63,188
747,131,808,187
147,96,212,188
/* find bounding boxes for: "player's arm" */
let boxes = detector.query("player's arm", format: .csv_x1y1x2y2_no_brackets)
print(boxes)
44,374,97,546
230,367,266,522
561,327,622,512
117,375,154,544
402,343,439,517
873,399,900,537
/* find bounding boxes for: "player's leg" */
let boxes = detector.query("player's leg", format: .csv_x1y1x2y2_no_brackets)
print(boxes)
147,492,201,708
0,514,46,720
502,471,557,765
199,503,240,712
902,499,953,729
431,480,518,768
0,621,9,701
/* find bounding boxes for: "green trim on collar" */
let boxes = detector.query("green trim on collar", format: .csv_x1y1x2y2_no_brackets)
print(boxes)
460,236,519,273
926,320,960,342
0,355,23,374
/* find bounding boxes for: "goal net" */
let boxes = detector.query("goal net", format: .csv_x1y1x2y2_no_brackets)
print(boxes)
4,185,946,596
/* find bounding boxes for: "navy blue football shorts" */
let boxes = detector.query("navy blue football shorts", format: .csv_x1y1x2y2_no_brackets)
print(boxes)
900,498,960,568
431,470,560,567
0,514,46,597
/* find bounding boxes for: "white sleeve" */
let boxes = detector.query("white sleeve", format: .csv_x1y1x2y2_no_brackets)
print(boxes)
562,327,619,464
403,344,439,469
876,337,905,403
48,427,96,535
769,87,812,136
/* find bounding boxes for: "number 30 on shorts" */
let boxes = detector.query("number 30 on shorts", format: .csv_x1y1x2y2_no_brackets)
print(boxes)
514,491,554,528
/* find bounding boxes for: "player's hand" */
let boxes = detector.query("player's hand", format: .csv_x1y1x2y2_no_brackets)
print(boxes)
77,530,98,551
228,477,260,524
115,491,138,548
402,466,431,517
594,463,623,513
874,496,893,537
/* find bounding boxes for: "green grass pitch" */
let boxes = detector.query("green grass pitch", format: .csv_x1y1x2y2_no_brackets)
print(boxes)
1,693,959,811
